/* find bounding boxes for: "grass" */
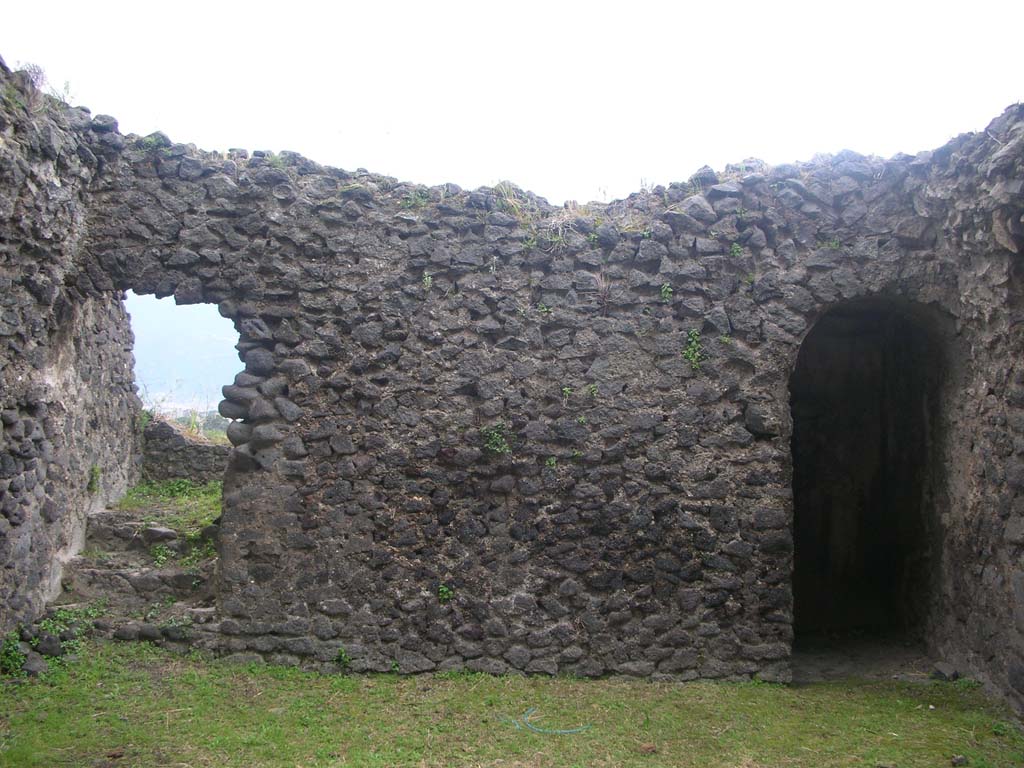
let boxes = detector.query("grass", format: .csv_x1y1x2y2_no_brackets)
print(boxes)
117,480,222,539
202,428,230,445
117,480,222,567
0,642,1021,767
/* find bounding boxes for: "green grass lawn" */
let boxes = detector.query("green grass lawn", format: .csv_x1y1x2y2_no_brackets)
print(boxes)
0,643,1021,767
116,480,222,538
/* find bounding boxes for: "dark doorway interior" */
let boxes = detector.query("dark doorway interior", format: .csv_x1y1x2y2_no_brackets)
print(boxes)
790,300,943,644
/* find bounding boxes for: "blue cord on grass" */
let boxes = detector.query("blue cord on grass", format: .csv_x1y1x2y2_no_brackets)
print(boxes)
501,707,592,735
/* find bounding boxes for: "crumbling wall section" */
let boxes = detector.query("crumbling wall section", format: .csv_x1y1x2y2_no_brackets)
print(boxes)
79,101,1024,692
2,56,1024,704
142,418,229,484
0,63,140,631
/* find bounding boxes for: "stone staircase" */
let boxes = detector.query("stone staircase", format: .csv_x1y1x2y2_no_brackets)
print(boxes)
31,500,222,659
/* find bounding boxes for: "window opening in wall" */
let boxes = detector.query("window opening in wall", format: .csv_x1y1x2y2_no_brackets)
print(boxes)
789,300,945,655
124,291,240,442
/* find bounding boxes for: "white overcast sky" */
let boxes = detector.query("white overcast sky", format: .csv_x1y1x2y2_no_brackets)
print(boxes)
3,1,1022,205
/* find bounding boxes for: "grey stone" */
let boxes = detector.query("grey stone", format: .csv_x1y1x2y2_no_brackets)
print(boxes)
244,348,276,375
21,650,48,676
744,404,779,437
35,632,63,657
504,645,532,669
708,182,741,198
90,114,118,133
218,400,248,420
113,624,140,641
930,661,960,682
329,433,356,455
226,421,253,446
142,526,178,544
395,650,436,673
250,425,283,448
679,194,717,223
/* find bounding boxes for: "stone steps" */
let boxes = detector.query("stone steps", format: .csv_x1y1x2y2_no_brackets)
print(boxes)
60,558,212,610
85,505,213,555
23,499,225,669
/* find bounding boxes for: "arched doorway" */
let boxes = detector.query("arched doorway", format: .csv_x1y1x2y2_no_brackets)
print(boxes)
789,299,947,647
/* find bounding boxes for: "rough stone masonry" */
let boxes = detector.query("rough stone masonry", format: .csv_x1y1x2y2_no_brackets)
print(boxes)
141,417,230,485
1,57,1023,702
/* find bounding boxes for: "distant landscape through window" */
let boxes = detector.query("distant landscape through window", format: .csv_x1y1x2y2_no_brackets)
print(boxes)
124,291,240,418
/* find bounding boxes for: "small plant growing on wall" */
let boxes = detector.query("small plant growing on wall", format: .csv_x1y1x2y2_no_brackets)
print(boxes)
336,646,351,672
136,408,154,432
482,423,511,455
660,283,673,303
683,329,705,371
87,465,102,494
401,189,430,209
494,181,534,223
561,386,573,405
136,134,166,151
438,584,454,604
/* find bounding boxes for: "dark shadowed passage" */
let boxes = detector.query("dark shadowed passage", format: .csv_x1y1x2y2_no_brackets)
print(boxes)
790,300,947,645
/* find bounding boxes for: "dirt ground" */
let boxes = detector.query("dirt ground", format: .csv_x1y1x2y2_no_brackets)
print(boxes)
791,633,937,684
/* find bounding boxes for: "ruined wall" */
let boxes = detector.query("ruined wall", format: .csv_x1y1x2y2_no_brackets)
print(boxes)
0,65,140,631
1,58,1024,700
142,418,229,484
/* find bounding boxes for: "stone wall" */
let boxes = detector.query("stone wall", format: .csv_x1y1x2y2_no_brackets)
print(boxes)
142,418,229,484
0,64,140,630
2,56,1024,703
